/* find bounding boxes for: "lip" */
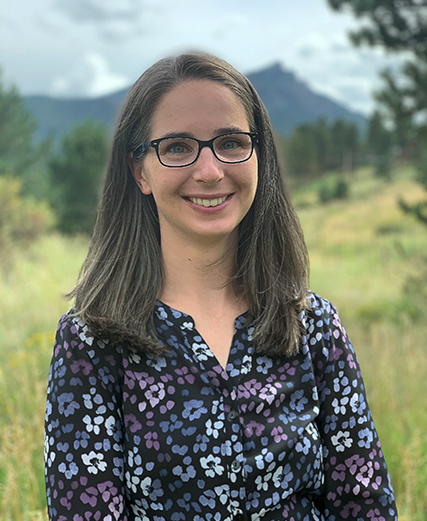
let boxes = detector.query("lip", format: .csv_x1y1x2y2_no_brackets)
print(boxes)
183,193,233,213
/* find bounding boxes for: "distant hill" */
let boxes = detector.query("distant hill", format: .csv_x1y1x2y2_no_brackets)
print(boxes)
24,63,366,143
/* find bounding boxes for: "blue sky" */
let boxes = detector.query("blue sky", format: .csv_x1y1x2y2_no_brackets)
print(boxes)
1,0,403,114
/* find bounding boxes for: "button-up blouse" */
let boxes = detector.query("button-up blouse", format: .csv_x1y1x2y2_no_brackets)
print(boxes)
44,292,398,520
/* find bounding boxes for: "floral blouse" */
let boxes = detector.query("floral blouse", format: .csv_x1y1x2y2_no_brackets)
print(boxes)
44,293,397,520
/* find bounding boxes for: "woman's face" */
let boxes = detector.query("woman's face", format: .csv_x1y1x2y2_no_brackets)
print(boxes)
131,80,258,248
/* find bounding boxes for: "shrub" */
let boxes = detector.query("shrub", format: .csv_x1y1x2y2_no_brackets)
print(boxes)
0,176,55,271
318,177,349,204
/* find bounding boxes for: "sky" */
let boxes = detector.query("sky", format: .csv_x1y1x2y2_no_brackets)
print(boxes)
1,0,404,115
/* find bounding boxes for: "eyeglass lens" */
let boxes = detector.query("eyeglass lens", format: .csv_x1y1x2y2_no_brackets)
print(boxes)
158,133,253,166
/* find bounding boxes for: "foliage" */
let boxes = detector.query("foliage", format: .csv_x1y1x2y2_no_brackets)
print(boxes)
284,118,362,178
0,176,55,272
327,0,427,223
0,72,36,175
318,176,349,203
48,120,109,235
327,0,427,55
0,71,52,199
366,111,394,179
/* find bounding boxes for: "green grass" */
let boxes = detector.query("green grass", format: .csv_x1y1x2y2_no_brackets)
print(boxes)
0,233,88,521
0,165,426,519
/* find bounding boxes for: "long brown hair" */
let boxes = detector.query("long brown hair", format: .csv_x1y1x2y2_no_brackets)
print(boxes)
70,53,309,356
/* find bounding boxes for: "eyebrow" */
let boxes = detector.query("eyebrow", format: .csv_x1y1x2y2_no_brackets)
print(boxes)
157,126,247,140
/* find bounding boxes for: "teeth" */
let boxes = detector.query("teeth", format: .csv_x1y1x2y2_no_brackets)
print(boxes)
190,196,227,207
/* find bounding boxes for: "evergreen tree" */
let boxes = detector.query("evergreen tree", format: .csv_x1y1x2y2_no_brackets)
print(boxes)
49,120,109,235
0,71,38,175
328,0,427,222
0,70,52,198
367,111,393,179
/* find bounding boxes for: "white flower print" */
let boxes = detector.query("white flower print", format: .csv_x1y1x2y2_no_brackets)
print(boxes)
126,470,141,493
331,430,353,452
192,342,213,361
206,418,224,439
332,396,349,415
83,414,103,435
74,318,94,346
81,451,107,474
200,455,225,478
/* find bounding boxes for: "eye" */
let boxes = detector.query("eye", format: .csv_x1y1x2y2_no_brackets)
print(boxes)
165,141,192,155
218,137,243,150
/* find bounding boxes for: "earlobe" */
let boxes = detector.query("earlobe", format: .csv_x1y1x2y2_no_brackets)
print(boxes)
127,153,152,195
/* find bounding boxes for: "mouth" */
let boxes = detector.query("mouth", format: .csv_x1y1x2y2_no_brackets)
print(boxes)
187,195,229,208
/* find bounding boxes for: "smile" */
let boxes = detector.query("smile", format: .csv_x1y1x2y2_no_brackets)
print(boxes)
188,196,228,208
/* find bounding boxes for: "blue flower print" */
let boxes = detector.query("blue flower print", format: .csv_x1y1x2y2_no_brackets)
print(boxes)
57,392,80,417
182,400,207,420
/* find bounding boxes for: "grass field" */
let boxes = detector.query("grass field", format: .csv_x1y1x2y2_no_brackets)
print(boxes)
0,165,426,520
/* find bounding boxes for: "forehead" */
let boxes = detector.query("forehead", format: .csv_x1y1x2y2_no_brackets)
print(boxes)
150,80,250,138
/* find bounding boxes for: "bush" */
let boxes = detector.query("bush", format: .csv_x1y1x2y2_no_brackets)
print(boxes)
318,177,349,204
0,176,55,271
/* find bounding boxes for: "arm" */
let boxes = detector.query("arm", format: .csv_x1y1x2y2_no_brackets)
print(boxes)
308,295,398,520
44,313,129,521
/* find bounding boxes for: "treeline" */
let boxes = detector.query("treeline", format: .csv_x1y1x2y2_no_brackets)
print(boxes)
282,115,394,180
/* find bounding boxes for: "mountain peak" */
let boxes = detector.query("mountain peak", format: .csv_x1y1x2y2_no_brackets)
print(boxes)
249,62,294,79
25,62,366,142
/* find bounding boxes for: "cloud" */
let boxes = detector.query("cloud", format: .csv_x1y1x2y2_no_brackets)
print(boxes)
51,51,129,97
54,0,144,23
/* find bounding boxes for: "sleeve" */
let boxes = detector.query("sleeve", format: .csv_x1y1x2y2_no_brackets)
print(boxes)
308,295,398,520
44,314,129,521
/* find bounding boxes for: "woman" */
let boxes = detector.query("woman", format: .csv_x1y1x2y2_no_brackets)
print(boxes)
45,54,398,520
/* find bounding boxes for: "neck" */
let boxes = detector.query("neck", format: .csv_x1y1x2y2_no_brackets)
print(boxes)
159,231,242,313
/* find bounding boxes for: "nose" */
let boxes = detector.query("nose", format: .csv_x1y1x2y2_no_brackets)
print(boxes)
192,146,224,184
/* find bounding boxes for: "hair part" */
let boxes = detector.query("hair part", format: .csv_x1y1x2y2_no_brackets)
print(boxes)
70,53,309,357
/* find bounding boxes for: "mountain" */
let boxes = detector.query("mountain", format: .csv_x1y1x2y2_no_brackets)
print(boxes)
248,64,366,135
24,63,366,143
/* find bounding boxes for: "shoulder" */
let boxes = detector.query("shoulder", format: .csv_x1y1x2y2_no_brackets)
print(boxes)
49,311,128,399
53,310,126,369
301,291,353,360
301,291,336,332
55,309,96,346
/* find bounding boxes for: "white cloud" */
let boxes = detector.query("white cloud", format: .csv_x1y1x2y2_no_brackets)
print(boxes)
51,51,129,97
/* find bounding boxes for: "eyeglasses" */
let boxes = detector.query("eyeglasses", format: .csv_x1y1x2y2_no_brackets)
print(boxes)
133,131,258,168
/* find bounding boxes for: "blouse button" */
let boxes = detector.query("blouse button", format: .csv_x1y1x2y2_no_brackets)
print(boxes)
231,460,241,471
227,410,238,421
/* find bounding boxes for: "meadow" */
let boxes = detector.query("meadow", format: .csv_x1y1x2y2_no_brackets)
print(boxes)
0,165,426,520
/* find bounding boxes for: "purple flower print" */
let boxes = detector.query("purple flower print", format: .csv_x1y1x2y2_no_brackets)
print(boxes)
341,501,362,518
259,383,282,405
271,425,288,443
367,508,386,521
124,414,142,433
244,420,265,437
144,382,166,407
144,431,160,450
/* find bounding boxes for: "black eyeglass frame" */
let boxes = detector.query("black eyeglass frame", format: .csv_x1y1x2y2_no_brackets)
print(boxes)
133,131,259,168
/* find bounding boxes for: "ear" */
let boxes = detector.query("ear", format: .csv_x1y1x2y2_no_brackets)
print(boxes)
127,153,152,195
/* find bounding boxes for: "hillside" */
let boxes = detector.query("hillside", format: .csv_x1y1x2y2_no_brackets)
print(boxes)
24,63,366,143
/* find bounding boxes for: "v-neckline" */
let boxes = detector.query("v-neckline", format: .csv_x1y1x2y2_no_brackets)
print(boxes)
155,300,250,372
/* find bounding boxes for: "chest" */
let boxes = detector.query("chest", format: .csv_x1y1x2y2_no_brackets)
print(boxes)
120,316,323,504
